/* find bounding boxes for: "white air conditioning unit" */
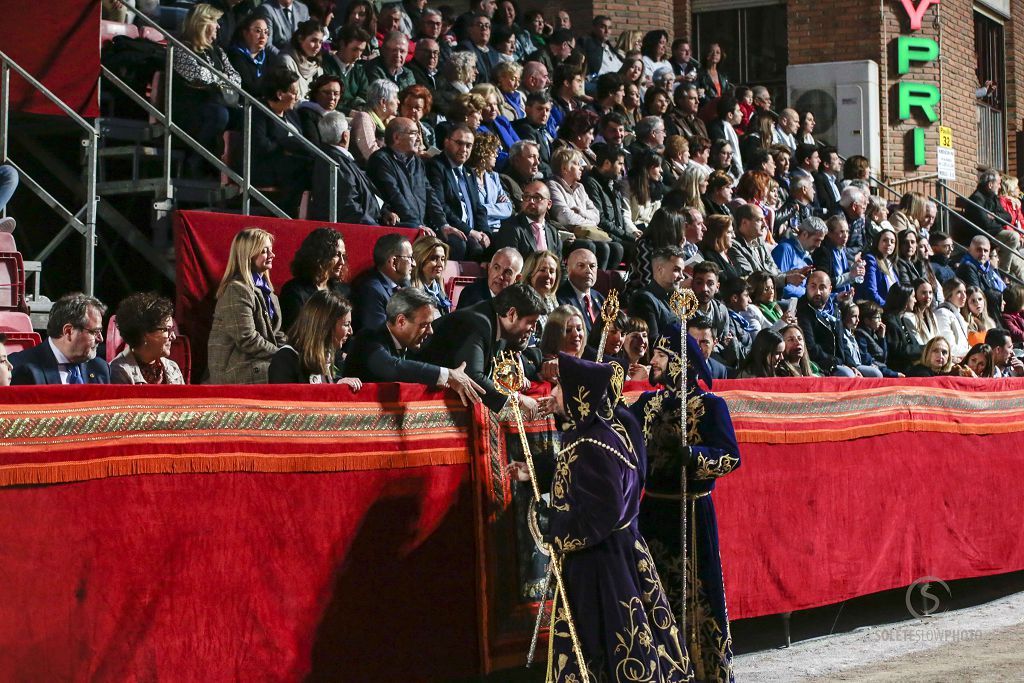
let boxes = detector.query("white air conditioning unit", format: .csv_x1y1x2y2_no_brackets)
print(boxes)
787,60,880,174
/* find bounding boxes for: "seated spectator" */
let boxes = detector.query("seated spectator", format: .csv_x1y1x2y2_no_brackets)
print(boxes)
664,84,707,140
812,215,865,294
774,176,817,237
776,324,821,377
323,26,372,113
796,270,856,377
661,135,690,188
925,231,958,283
250,68,313,217
935,277,970,361
985,328,1024,378
772,216,826,300
467,132,514,232
548,63,585,136
748,271,797,329
881,282,923,373
771,143,793,199
856,228,898,306
310,111,394,224
731,204,801,293
700,214,741,280
408,37,443,92
344,288,485,403
678,163,710,215
628,116,667,168
421,283,549,414
279,227,350,330
256,0,312,52
435,52,479,117
639,29,671,81
269,290,362,387
691,261,737,363
740,111,776,166
841,154,870,189
796,111,817,146
630,245,687,342
894,229,925,285
1000,284,1024,345
297,74,343,144
352,31,416,101
367,118,452,234
207,228,286,384
998,174,1024,234
226,14,277,96
836,299,884,377
719,276,755,361
887,191,925,235
554,109,600,170
904,336,955,377
695,42,729,105
172,3,243,178
865,195,895,238
427,123,491,261
500,141,543,211
352,233,414,330
398,84,437,152
732,170,775,238
956,342,994,377
279,20,326,103
994,223,1024,285
556,246,605,334
411,235,453,316
549,148,622,269
350,78,400,165
627,151,665,232
459,12,500,84
584,309,629,364
812,146,843,216
903,277,939,346
702,169,733,217
688,318,731,380
707,96,743,179
538,305,587,383
625,208,690,295
956,235,1006,315
642,86,671,118
521,249,561,329
963,284,999,346
495,61,526,120
10,293,109,385
473,83,521,167
966,169,1012,235
838,185,869,260
512,93,555,176
584,145,640,259
737,328,785,378
620,317,651,382
855,300,902,378
459,247,524,308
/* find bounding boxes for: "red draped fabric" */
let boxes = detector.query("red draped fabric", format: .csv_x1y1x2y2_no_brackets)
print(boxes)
0,0,100,117
173,210,416,380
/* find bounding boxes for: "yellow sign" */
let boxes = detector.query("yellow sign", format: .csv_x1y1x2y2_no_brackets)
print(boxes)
939,126,953,148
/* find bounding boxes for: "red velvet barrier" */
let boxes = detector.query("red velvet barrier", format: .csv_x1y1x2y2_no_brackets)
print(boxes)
173,210,417,380
0,0,100,117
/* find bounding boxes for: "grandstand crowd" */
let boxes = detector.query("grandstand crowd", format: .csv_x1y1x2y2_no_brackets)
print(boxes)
4,0,1024,388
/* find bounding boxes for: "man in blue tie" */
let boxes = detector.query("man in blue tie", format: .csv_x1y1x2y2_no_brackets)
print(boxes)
426,123,490,261
10,293,111,385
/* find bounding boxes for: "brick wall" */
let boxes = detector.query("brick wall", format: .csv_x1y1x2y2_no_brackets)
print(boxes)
1006,0,1024,177
520,0,674,44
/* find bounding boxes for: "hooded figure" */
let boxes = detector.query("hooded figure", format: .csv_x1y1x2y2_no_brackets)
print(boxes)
629,323,741,683
545,352,692,682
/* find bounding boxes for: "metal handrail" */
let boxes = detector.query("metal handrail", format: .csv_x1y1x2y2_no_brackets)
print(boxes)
886,173,938,187
937,180,1018,234
0,51,98,295
103,8,339,221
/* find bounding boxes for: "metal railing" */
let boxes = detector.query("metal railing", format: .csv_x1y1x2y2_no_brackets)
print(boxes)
0,51,98,295
100,9,340,221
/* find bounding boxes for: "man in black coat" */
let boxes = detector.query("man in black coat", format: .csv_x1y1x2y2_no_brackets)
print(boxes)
813,146,843,217
426,123,490,261
421,283,550,414
577,15,622,78
457,247,524,308
796,270,856,377
345,287,484,404
582,144,638,257
493,180,563,257
458,13,500,84
310,111,394,224
511,93,554,176
629,245,687,343
966,170,1013,234
367,118,456,238
351,234,413,331
10,293,110,385
556,247,606,334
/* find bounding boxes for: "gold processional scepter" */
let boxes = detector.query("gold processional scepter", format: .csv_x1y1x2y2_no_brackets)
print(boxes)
594,289,620,363
668,287,700,647
493,354,589,683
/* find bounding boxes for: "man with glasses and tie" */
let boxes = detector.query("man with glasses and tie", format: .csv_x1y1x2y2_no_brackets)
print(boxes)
426,123,490,261
255,0,311,53
556,246,606,334
10,293,110,385
493,180,563,258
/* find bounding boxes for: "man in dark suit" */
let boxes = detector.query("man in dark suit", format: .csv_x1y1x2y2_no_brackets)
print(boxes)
511,93,554,177
812,215,864,294
427,123,490,261
630,246,687,343
687,318,731,380
421,283,550,414
556,246,606,334
458,247,524,308
367,117,457,244
254,0,311,52
345,288,484,404
578,15,622,78
351,234,414,331
493,180,563,257
813,146,843,216
310,111,394,224
10,293,110,385
408,38,442,91
458,13,500,85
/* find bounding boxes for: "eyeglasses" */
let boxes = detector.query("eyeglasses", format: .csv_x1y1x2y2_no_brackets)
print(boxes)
249,28,270,36
75,326,104,338
522,193,548,202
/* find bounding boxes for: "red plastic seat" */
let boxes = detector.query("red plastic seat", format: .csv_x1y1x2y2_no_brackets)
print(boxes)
140,26,166,44
0,233,15,253
458,261,483,278
0,254,25,310
0,311,32,333
0,331,40,354
445,276,479,310
105,314,127,363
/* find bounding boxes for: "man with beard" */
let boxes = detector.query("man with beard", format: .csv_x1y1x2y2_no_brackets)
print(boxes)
493,180,563,257
421,283,551,414
10,293,110,384
345,287,485,404
630,322,740,683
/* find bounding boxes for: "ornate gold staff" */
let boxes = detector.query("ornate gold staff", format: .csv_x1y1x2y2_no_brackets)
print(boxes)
493,353,589,683
668,287,699,645
594,289,620,363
